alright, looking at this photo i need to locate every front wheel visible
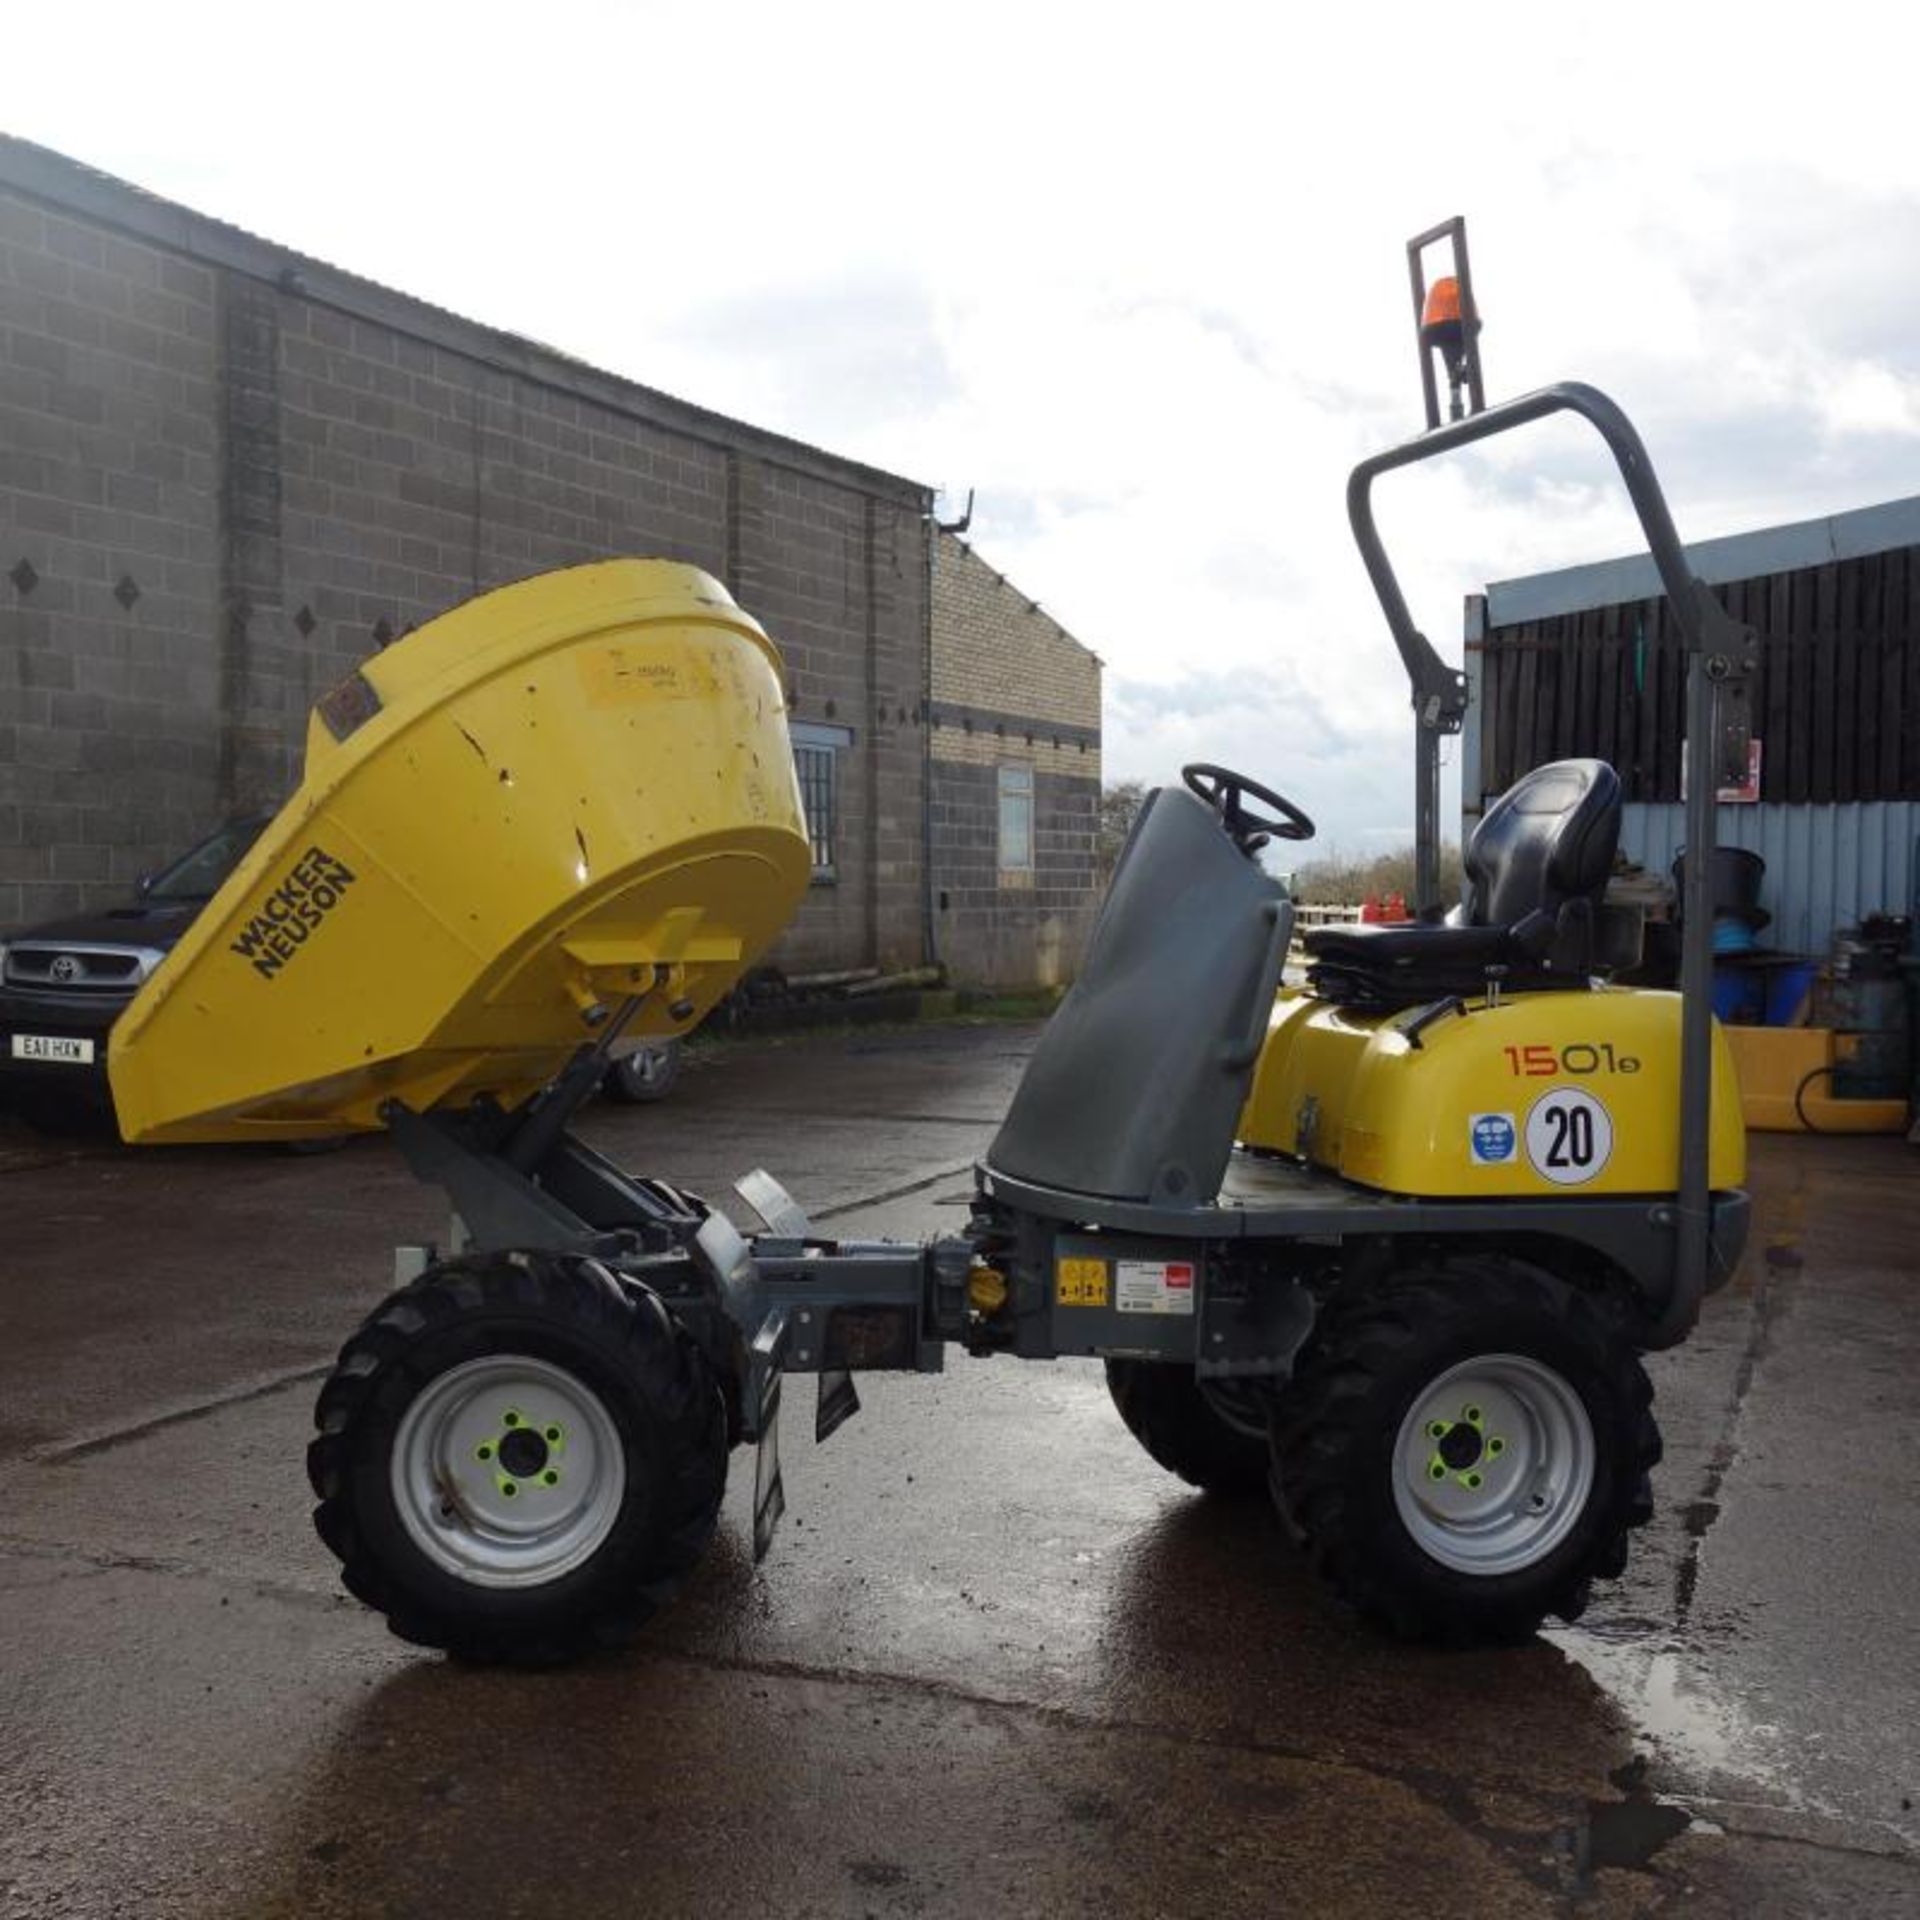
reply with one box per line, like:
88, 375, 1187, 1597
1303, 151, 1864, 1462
309, 1252, 726, 1665
1272, 1258, 1658, 1644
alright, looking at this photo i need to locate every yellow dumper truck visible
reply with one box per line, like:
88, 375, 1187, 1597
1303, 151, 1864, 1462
112, 225, 1752, 1663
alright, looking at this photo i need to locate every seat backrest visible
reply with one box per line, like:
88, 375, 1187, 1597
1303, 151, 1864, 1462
986, 786, 1292, 1207
1463, 759, 1621, 929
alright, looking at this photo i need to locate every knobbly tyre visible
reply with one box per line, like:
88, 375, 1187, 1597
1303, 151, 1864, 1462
111, 220, 1751, 1663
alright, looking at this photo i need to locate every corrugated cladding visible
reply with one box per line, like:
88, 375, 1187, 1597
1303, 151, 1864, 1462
1618, 802, 1920, 955
1477, 546, 1920, 806
1473, 499, 1920, 952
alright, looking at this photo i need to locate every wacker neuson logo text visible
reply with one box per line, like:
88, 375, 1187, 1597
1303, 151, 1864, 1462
229, 847, 358, 980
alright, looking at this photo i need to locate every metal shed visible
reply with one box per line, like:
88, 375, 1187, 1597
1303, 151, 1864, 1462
1464, 496, 1920, 952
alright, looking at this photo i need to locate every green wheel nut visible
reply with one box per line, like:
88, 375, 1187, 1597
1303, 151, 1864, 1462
476, 1443, 494, 1462
542, 1470, 559, 1487
1428, 1421, 1447, 1439
501, 1480, 518, 1498
503, 1410, 521, 1427
1465, 1472, 1483, 1489
1465, 1405, 1482, 1425
1489, 1438, 1505, 1456
544, 1425, 562, 1443
1429, 1460, 1446, 1481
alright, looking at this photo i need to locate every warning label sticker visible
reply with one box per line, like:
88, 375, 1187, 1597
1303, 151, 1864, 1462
1055, 1257, 1110, 1308
1116, 1259, 1197, 1316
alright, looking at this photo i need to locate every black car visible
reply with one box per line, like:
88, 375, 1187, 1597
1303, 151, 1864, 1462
0, 816, 272, 1115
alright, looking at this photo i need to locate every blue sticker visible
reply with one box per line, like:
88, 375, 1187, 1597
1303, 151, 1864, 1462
1470, 1113, 1516, 1164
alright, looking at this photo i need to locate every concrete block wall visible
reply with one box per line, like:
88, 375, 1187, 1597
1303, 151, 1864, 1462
0, 138, 932, 973
929, 756, 1099, 987
0, 184, 224, 914
738, 470, 930, 974
932, 533, 1100, 724
929, 533, 1102, 987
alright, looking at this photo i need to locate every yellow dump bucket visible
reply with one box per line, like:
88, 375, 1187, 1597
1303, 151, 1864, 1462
111, 561, 811, 1144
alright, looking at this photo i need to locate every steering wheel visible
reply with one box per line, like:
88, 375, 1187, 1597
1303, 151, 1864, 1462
1182, 763, 1316, 847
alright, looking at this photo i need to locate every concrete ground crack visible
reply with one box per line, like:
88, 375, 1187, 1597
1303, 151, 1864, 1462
25, 1361, 333, 1465
635, 1641, 1650, 1893
0, 1533, 352, 1612
811, 1160, 977, 1222
637, 1642, 1918, 1903
1674, 1243, 1795, 1626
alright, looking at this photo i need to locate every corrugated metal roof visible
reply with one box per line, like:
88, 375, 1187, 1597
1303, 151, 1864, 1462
1487, 496, 1920, 628
1619, 802, 1920, 953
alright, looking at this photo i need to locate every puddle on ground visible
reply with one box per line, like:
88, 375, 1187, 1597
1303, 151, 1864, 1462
1549, 1619, 1805, 1812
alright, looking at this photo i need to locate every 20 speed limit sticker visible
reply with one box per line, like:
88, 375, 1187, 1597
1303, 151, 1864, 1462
1524, 1087, 1614, 1185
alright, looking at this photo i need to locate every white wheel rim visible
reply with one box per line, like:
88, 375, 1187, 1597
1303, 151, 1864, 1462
1391, 1353, 1595, 1575
391, 1354, 627, 1589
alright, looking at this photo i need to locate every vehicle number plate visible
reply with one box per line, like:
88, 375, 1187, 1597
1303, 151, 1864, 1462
10, 1034, 95, 1064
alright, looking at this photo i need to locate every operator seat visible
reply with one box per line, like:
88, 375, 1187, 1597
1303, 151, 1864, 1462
1304, 758, 1622, 1009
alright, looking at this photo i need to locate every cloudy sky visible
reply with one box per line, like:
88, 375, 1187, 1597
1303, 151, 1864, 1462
16, 1, 1920, 852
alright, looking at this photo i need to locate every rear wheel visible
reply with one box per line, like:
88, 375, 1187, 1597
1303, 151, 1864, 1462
1105, 1359, 1272, 1494
1272, 1257, 1658, 1644
309, 1251, 726, 1664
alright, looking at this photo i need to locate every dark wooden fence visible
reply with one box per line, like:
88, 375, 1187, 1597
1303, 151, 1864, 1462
1476, 545, 1920, 804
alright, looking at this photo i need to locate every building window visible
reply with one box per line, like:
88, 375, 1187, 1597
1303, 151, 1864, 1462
998, 763, 1034, 872
791, 721, 852, 882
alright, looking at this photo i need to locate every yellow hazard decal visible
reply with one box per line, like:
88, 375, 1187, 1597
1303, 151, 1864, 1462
1055, 1257, 1110, 1308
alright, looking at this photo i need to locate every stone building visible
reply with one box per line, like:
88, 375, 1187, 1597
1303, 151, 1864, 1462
929, 533, 1102, 986
0, 137, 968, 979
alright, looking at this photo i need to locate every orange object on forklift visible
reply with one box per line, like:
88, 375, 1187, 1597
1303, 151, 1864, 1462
1422, 276, 1465, 329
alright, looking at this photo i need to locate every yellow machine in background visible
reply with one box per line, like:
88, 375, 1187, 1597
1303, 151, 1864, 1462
1240, 987, 1747, 1197
110, 561, 810, 1144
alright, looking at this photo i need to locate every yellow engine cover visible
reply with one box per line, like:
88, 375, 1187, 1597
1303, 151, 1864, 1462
111, 560, 811, 1144
1238, 988, 1746, 1198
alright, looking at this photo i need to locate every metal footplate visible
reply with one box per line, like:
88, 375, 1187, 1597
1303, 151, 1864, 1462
735, 1167, 813, 1239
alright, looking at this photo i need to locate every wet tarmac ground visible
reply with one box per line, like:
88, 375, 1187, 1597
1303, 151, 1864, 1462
1, 1021, 1916, 1918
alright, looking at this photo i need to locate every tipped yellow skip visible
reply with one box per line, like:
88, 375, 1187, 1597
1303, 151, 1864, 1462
111, 560, 810, 1144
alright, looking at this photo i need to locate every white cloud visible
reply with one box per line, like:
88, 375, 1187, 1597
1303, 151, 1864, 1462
1811, 361, 1920, 441
13, 0, 1920, 848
